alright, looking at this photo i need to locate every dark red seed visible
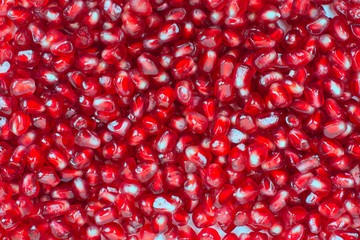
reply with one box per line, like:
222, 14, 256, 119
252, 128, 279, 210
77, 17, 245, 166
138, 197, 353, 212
2, 0, 360, 238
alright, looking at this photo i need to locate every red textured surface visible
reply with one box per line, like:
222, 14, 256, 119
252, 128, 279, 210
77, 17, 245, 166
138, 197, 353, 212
0, 0, 360, 239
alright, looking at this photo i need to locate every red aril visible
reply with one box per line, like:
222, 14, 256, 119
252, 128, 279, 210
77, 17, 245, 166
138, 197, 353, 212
2, 0, 360, 238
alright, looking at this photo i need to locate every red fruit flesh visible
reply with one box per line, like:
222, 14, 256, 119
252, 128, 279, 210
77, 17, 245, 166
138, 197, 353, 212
1, 0, 360, 239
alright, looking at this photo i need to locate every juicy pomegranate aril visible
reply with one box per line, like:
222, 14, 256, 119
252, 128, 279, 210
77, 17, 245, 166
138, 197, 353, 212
1, 0, 360, 239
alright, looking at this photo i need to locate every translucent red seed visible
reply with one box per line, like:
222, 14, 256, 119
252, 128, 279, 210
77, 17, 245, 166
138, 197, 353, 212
1, 0, 360, 239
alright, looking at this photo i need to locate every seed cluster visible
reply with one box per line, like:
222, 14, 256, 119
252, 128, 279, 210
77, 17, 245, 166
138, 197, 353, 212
0, 0, 360, 239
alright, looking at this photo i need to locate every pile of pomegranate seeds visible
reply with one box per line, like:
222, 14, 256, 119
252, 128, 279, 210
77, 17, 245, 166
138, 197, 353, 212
1, 0, 360, 239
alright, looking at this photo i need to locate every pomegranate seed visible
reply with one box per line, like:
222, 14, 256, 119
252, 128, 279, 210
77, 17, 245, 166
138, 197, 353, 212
284, 224, 306, 240
204, 163, 226, 188
232, 64, 255, 89
155, 86, 176, 108
100, 223, 126, 240
41, 199, 70, 217
284, 50, 312, 68
10, 78, 36, 97
171, 56, 197, 80
9, 111, 31, 136
268, 83, 292, 108
288, 129, 310, 151
198, 227, 221, 240
20, 173, 39, 198
185, 145, 212, 168
129, 0, 152, 17
318, 137, 344, 157
251, 207, 275, 229
253, 48, 277, 70
323, 120, 347, 139
318, 199, 342, 218
234, 178, 259, 204
2, 0, 360, 237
